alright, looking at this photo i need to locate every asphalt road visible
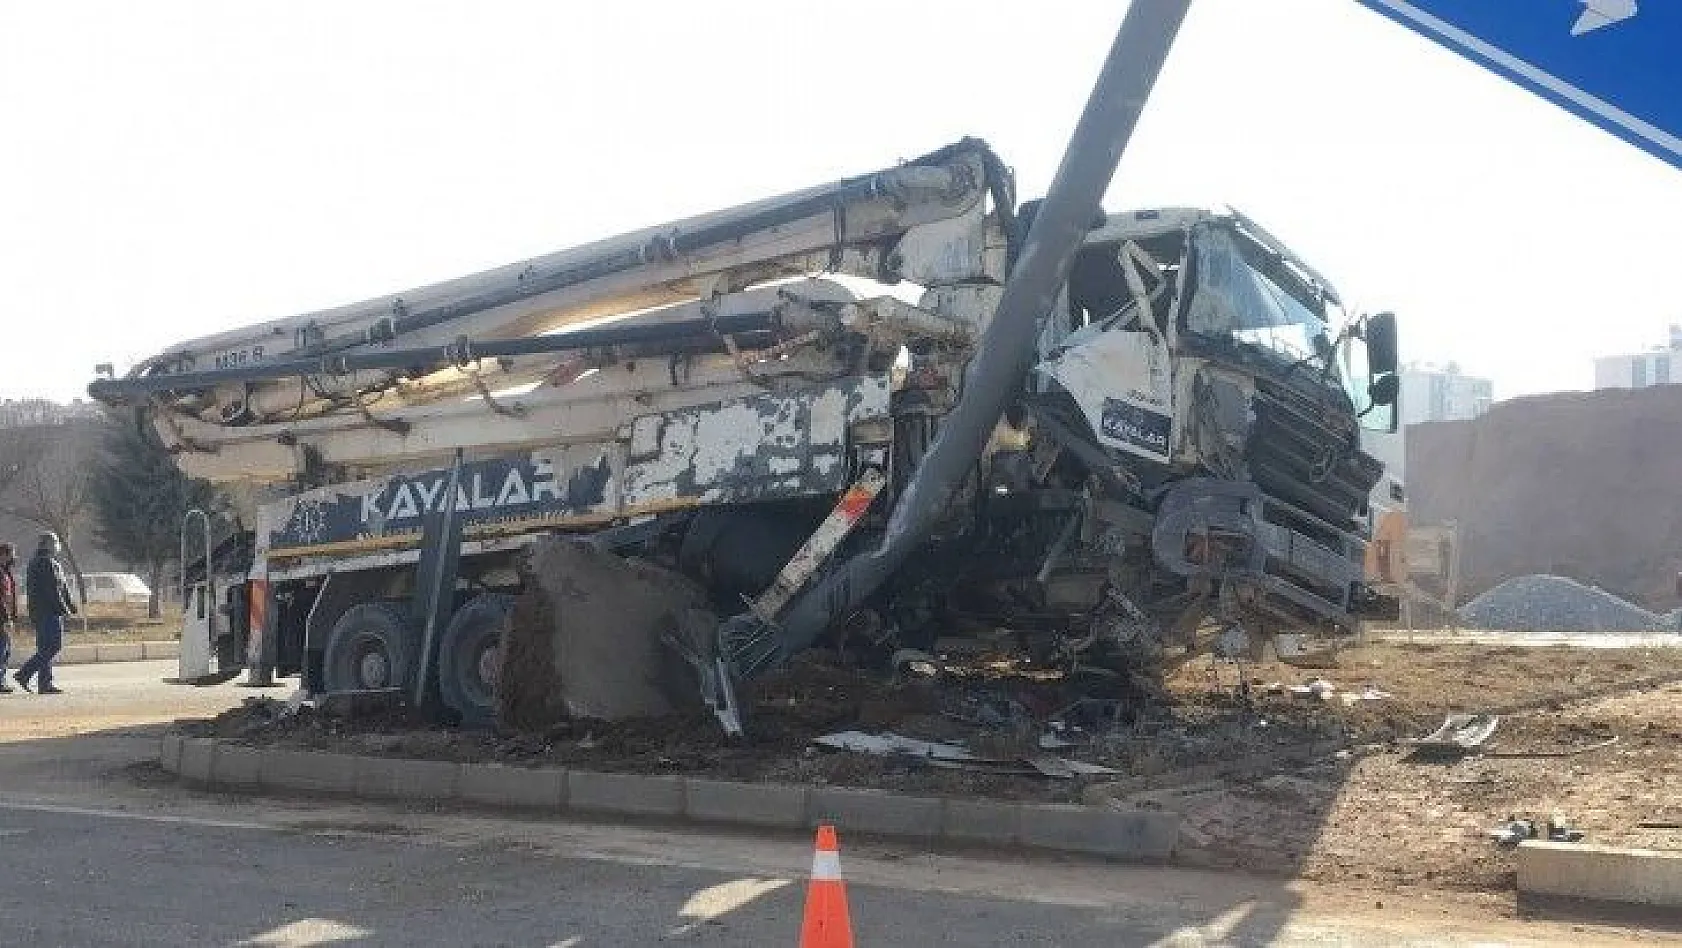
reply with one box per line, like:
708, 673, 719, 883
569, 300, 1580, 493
0, 660, 1671, 946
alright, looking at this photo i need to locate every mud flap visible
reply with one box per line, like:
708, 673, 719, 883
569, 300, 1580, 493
497, 536, 715, 733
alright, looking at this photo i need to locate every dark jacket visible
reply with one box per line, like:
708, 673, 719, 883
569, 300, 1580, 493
26, 551, 75, 622
0, 564, 16, 624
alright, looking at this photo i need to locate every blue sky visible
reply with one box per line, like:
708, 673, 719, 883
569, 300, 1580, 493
4, 0, 1680, 404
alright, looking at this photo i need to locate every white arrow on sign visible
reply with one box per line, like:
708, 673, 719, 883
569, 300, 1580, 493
1572, 0, 1637, 36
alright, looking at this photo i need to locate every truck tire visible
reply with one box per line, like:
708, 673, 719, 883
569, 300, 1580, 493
438, 593, 516, 727
321, 602, 415, 693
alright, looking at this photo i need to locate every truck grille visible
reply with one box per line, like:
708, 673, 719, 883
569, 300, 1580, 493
1246, 378, 1382, 528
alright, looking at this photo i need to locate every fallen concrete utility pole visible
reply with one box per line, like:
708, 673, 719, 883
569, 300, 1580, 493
712, 0, 1198, 704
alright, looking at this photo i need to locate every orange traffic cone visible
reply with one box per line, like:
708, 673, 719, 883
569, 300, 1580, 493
799, 823, 854, 948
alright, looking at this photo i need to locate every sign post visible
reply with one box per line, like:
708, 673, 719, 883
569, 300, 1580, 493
1355, 1, 1680, 171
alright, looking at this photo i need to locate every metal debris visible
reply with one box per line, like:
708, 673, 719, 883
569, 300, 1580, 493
812, 730, 977, 762
1489, 813, 1584, 847
812, 730, 1119, 780
1545, 819, 1586, 843
1276, 679, 1388, 704
1488, 819, 1536, 846
1290, 679, 1337, 701
1404, 713, 1500, 757
1040, 697, 1127, 749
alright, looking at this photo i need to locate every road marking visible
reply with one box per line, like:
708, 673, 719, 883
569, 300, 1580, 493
236, 919, 374, 947
0, 799, 277, 832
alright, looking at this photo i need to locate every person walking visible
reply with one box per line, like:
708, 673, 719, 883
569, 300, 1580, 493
0, 543, 17, 694
15, 532, 77, 695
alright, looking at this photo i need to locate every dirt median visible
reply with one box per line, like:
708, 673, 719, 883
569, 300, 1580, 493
184, 641, 1682, 819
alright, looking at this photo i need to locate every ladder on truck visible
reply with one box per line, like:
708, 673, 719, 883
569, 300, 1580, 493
172, 507, 245, 686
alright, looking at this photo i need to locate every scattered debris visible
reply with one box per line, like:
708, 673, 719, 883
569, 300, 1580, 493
812, 730, 1118, 780
210, 696, 298, 736
1486, 812, 1579, 847
1459, 574, 1666, 633
1040, 698, 1126, 749
1404, 713, 1500, 758
183, 639, 1682, 897
1488, 818, 1536, 846
1545, 817, 1586, 843
1290, 679, 1337, 701
1275, 679, 1387, 705
812, 730, 977, 762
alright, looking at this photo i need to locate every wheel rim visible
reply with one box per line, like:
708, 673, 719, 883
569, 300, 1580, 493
355, 640, 392, 688
475, 644, 501, 697
457, 636, 501, 708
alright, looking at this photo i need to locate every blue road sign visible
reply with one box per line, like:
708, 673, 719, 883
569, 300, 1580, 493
1354, 1, 1680, 170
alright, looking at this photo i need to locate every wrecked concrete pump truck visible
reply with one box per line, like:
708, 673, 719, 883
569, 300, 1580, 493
86, 7, 1400, 737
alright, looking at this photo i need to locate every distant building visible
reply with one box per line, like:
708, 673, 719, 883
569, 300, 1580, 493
0, 397, 102, 428
1399, 362, 1493, 425
1593, 325, 1682, 390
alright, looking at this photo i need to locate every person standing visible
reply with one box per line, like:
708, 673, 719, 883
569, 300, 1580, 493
0, 543, 17, 694
16, 532, 76, 694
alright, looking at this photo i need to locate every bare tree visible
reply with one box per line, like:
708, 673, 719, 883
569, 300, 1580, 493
90, 417, 216, 619
0, 423, 96, 604
0, 426, 50, 497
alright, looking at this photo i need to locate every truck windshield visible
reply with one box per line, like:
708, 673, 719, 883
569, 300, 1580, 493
1185, 226, 1339, 377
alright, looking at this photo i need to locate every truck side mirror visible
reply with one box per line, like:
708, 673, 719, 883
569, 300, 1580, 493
1368, 372, 1400, 407
1366, 311, 1398, 377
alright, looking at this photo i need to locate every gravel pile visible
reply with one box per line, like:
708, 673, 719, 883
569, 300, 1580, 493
1458, 574, 1666, 632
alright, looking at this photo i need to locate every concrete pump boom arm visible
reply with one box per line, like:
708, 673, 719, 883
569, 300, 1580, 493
90, 140, 1010, 429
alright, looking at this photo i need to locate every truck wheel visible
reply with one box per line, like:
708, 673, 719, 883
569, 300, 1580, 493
438, 593, 516, 727
321, 602, 415, 693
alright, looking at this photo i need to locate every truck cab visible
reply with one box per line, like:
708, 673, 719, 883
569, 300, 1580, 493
998, 208, 1401, 655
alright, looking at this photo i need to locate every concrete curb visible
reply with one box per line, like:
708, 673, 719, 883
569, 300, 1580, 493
54, 641, 180, 665
155, 736, 1178, 862
1518, 841, 1682, 909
